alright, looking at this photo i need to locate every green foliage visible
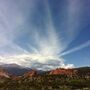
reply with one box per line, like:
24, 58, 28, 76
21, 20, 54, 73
0, 75, 90, 90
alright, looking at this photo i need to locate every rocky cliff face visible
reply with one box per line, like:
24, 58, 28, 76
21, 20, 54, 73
23, 70, 38, 77
49, 68, 77, 77
0, 68, 10, 78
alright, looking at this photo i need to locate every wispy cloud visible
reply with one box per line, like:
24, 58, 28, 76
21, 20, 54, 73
0, 0, 87, 70
60, 40, 90, 56
59, 0, 83, 49
0, 0, 36, 54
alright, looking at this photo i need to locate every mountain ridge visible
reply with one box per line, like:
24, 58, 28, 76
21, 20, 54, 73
0, 63, 89, 78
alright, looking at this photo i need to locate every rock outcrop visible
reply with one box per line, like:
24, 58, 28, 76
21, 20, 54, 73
49, 68, 77, 77
23, 70, 38, 77
0, 68, 10, 78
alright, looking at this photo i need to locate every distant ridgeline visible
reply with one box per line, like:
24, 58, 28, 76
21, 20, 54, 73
0, 64, 90, 78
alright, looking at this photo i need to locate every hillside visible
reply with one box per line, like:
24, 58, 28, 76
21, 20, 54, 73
0, 66, 89, 90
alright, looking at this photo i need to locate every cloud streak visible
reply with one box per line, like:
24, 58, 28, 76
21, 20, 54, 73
60, 40, 90, 56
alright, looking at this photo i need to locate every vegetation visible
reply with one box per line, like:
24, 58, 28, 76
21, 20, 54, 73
0, 67, 89, 90
0, 74, 90, 90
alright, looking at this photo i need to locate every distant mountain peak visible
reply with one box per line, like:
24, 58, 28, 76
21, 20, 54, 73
0, 63, 32, 76
0, 63, 22, 68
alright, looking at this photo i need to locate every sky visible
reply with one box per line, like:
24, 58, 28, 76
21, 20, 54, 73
0, 0, 90, 70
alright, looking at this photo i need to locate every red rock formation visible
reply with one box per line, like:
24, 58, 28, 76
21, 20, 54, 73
24, 70, 38, 77
49, 68, 77, 76
0, 68, 10, 78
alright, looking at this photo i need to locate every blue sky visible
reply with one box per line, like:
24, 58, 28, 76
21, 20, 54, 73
0, 0, 89, 70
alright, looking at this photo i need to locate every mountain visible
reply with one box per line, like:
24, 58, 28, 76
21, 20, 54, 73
0, 63, 45, 76
0, 64, 32, 76
0, 63, 20, 67
0, 64, 90, 78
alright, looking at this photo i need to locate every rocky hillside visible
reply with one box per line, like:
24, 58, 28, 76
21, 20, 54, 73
23, 70, 38, 77
0, 68, 10, 78
0, 64, 90, 78
49, 68, 78, 77
0, 66, 89, 90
